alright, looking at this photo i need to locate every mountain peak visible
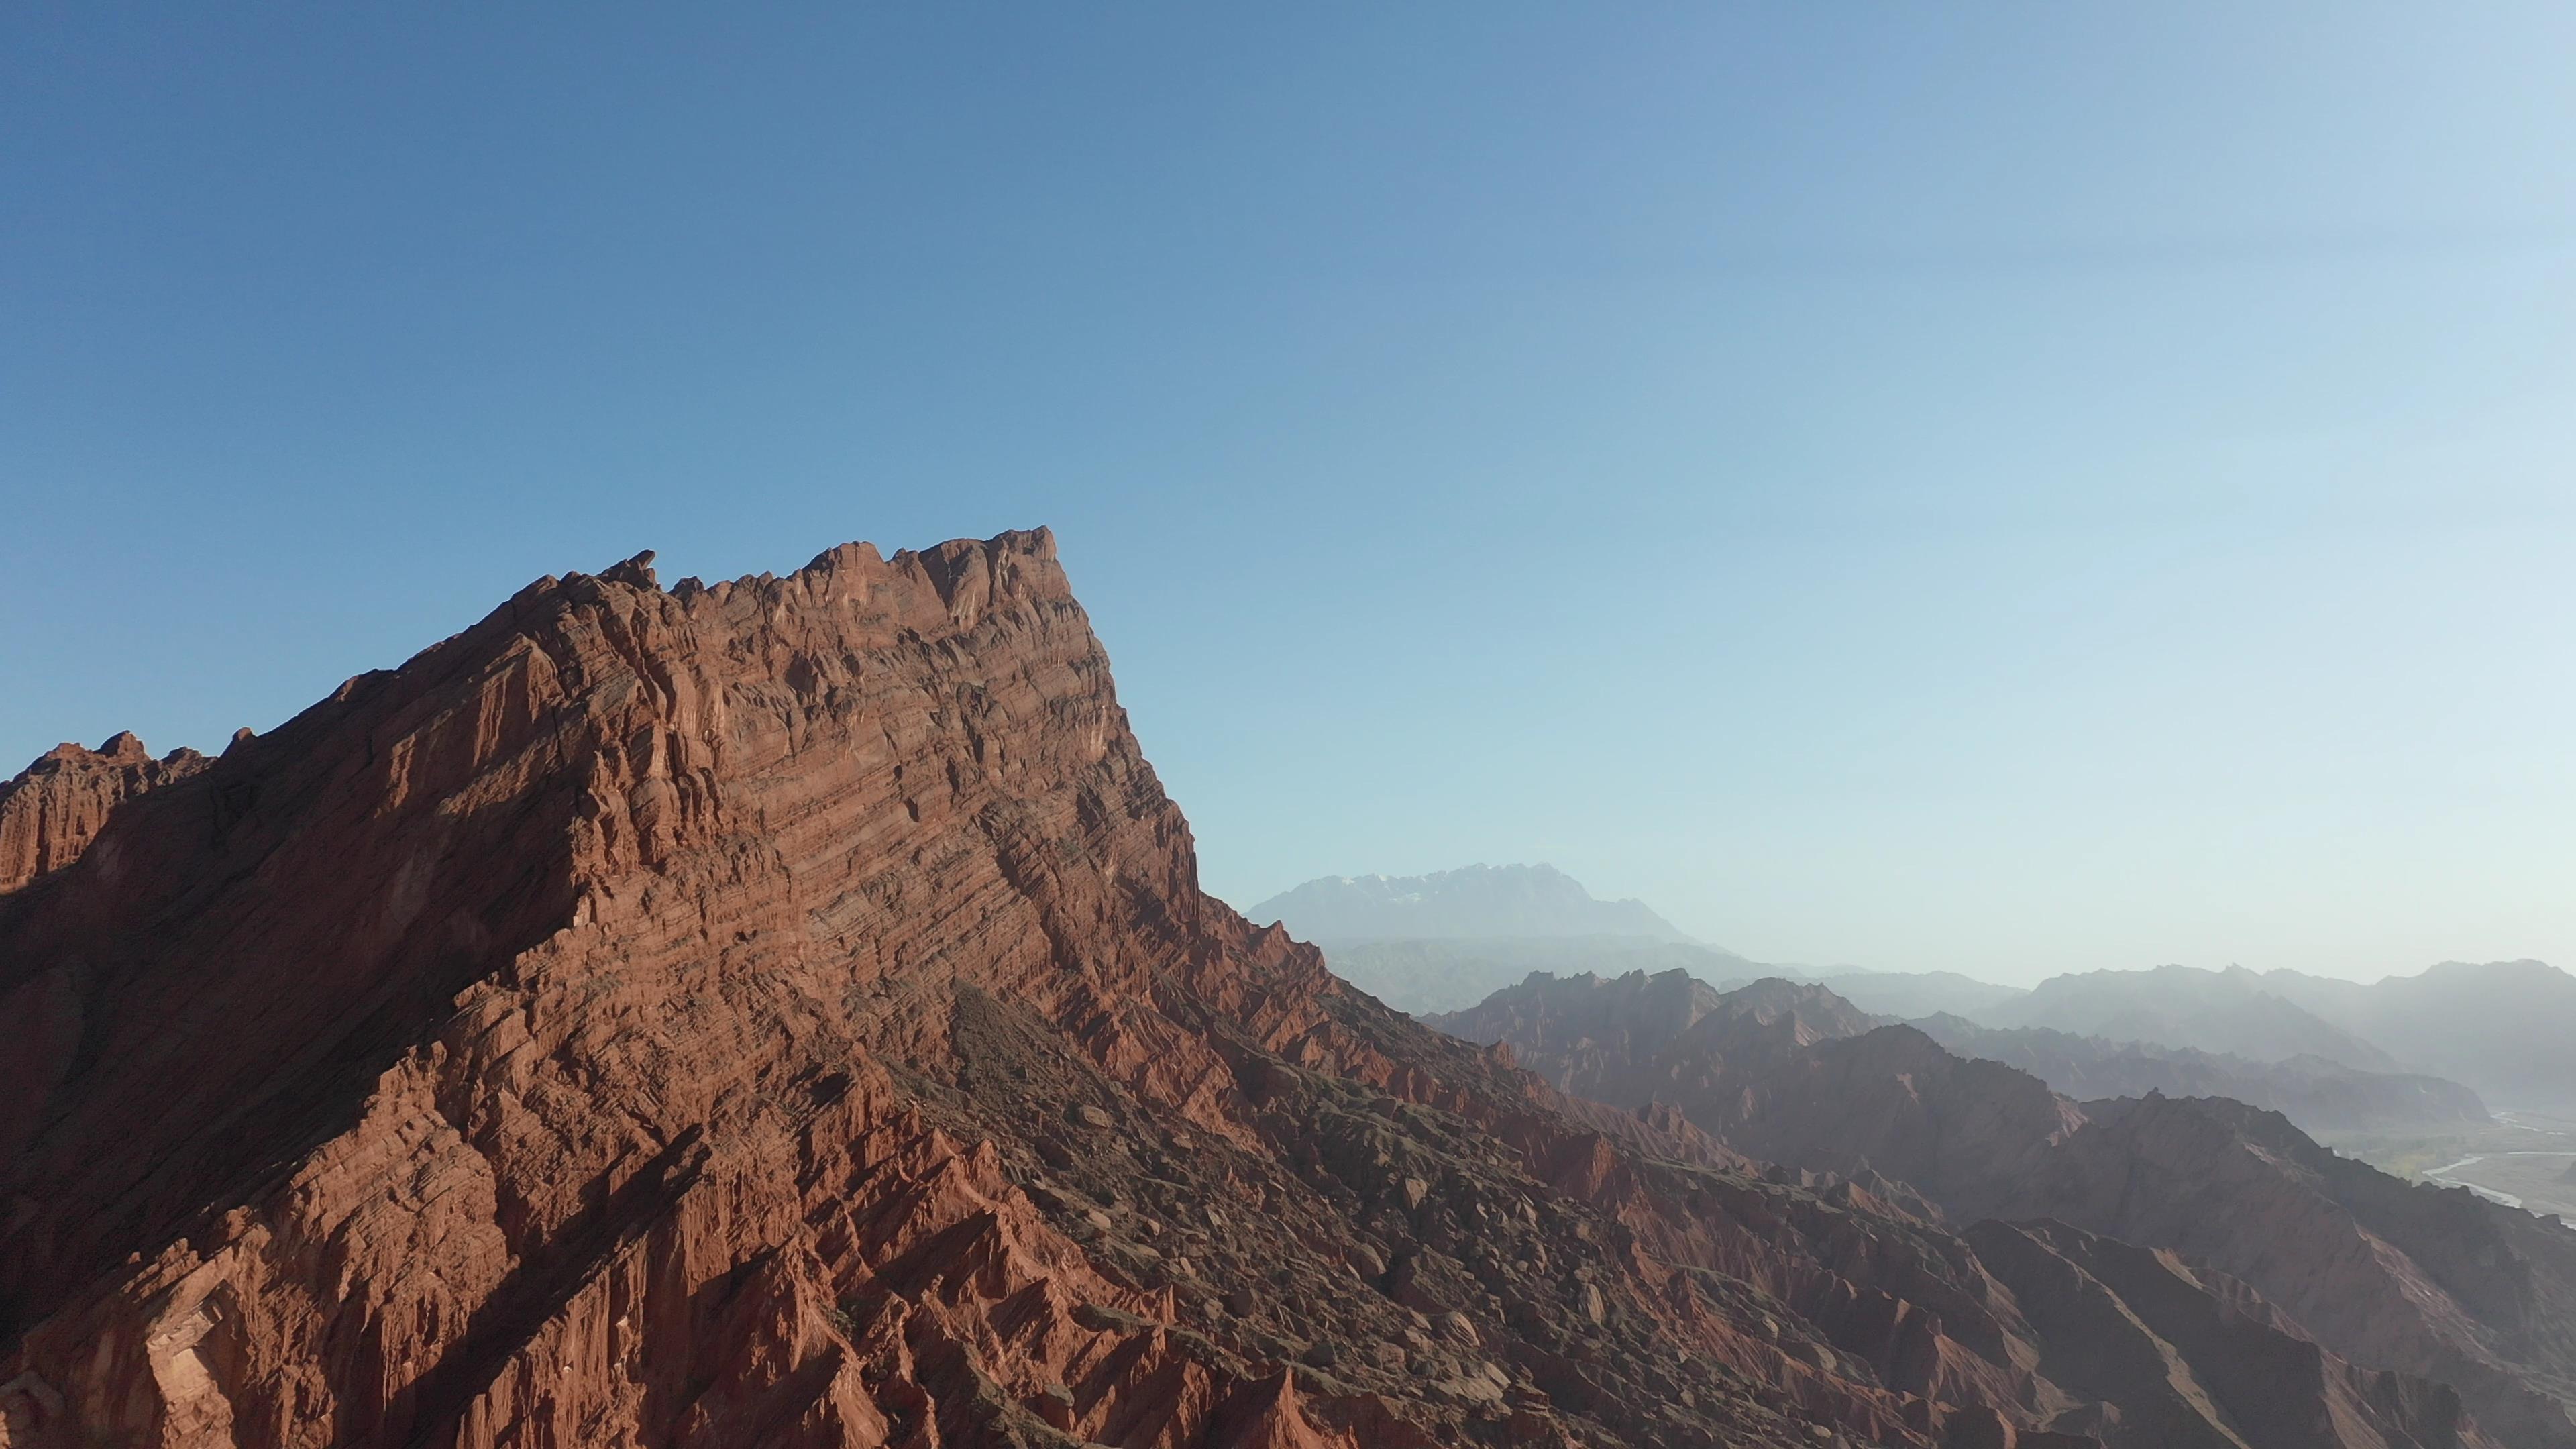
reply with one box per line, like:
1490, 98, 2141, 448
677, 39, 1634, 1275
1246, 862, 1688, 943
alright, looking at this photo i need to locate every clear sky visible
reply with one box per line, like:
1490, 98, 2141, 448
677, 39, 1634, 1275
7, 6, 2574, 986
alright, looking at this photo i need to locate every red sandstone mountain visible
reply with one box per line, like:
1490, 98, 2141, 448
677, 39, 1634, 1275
0, 535, 1919, 1448
1440, 969, 2576, 1448
0, 730, 207, 894
0, 531, 2513, 1449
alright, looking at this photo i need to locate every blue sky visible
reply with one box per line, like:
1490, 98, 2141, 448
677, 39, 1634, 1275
6, 5, 2573, 984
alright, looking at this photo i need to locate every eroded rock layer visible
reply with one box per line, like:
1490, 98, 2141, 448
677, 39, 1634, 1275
0, 532, 2506, 1449
0, 731, 207, 894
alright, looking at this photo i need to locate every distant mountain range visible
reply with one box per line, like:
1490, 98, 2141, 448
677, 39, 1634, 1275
1311, 937, 1756, 1016
1729, 966, 2029, 1021
2255, 959, 2576, 1110
1989, 961, 2576, 1110
1245, 862, 1689, 943
1429, 969, 2576, 1448
1973, 963, 2405, 1074
1909, 1014, 2489, 1134
1269, 863, 2576, 1110
1252, 864, 2032, 1018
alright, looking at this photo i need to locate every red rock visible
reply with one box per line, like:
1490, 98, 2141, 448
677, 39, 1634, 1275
0, 531, 2172, 1448
0, 730, 207, 894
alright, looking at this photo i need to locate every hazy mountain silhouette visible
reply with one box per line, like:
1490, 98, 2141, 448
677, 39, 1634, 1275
1433, 969, 2576, 1448
2255, 959, 2576, 1109
1247, 862, 1689, 943
1315, 936, 1758, 1015
1972, 964, 2403, 1072
1911, 1014, 2489, 1136
1744, 967, 2029, 1020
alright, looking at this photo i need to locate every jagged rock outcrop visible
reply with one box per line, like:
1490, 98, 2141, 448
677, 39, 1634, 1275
0, 731, 208, 893
1436, 969, 2576, 1448
5, 531, 2208, 1449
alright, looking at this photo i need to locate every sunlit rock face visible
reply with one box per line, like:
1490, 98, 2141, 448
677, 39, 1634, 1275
0, 531, 2537, 1449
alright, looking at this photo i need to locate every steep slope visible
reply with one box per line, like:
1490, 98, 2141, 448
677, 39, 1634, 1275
1912, 1016, 2491, 1136
1434, 978, 2079, 1224
1246, 865, 1687, 944
1998, 1095, 2576, 1449
0, 731, 209, 893
1977, 966, 2404, 1073
1434, 970, 2576, 1447
2260, 963, 2576, 1111
5, 530, 2237, 1449
1966, 1218, 2494, 1449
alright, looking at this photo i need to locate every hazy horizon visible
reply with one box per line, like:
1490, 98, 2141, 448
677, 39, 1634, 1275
9, 7, 2575, 988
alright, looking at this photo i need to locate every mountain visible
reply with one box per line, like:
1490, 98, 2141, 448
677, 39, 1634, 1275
2257, 961, 2576, 1110
1432, 977, 2082, 1233
1974, 965, 2403, 1073
1320, 937, 1758, 1016
1758, 969, 2029, 1022
1424, 969, 1883, 1113
1436, 969, 2576, 1448
0, 731, 207, 892
1246, 863, 1688, 943
11, 528, 2363, 1449
1911, 1015, 2491, 1136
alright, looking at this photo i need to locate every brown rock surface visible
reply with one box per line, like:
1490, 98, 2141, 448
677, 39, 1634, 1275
0, 730, 208, 893
4, 531, 2116, 1449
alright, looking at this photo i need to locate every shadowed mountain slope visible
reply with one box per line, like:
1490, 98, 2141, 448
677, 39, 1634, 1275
0, 731, 208, 894
1435, 969, 2576, 1449
19, 529, 2422, 1449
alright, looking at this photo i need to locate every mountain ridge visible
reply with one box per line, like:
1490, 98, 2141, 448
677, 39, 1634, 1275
0, 529, 2274, 1449
1246, 863, 1690, 944
1434, 967, 2576, 1448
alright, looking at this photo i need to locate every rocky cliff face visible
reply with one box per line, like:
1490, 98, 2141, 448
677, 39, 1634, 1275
0, 731, 208, 894
1437, 969, 2576, 1449
3, 531, 2245, 1449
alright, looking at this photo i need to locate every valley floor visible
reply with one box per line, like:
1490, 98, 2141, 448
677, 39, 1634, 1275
2324, 1106, 2576, 1217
